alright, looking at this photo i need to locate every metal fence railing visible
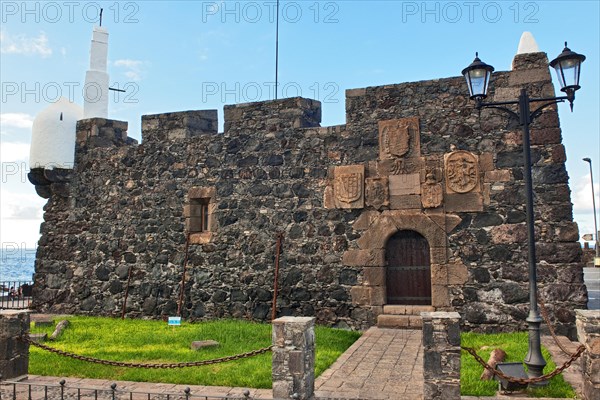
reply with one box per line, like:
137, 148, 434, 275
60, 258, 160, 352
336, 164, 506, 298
0, 280, 33, 309
0, 378, 255, 400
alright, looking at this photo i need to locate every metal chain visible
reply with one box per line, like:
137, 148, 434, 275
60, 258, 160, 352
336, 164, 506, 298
461, 343, 585, 385
537, 291, 579, 356
21, 336, 272, 369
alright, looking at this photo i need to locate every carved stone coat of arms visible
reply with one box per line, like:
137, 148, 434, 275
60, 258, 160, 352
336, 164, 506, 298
445, 151, 479, 193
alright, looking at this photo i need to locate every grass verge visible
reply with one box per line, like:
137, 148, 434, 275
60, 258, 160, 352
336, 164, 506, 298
461, 332, 576, 398
29, 316, 360, 388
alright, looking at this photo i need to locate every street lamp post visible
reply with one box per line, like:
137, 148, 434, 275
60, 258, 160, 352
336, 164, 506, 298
462, 43, 586, 383
583, 158, 599, 265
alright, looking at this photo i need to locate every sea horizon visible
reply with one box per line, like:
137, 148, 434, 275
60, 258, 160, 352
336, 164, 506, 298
0, 248, 36, 282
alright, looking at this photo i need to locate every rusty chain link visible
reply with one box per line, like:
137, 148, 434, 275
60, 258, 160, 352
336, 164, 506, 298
537, 291, 579, 356
20, 335, 272, 369
461, 289, 587, 385
461, 344, 585, 385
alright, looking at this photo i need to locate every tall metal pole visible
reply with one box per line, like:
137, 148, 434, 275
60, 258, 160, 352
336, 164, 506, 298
583, 158, 599, 263
519, 88, 547, 382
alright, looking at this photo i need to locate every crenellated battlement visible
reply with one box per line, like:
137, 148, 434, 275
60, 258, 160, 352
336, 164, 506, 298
76, 118, 133, 150
224, 97, 321, 133
142, 110, 218, 142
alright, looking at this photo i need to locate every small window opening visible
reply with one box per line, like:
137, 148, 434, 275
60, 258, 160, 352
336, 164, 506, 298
189, 198, 210, 233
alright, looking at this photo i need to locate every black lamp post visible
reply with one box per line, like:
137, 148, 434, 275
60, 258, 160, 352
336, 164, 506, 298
583, 158, 599, 264
462, 43, 586, 383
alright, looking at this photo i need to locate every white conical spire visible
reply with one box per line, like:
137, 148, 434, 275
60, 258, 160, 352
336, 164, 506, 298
83, 25, 109, 118
516, 32, 540, 55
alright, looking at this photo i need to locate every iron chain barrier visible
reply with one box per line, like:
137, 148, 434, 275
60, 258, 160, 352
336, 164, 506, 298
461, 290, 587, 385
461, 344, 585, 385
19, 336, 272, 369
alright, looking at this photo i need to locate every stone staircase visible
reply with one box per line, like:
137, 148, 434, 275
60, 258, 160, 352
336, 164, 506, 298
376, 305, 434, 329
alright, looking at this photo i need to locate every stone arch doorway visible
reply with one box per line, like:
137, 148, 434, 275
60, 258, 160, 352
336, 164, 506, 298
385, 230, 431, 305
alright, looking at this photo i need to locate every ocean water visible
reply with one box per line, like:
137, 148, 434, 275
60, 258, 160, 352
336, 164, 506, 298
0, 248, 36, 282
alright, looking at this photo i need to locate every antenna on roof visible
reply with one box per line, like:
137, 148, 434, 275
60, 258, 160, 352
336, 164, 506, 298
99, 8, 103, 26
274, 0, 279, 100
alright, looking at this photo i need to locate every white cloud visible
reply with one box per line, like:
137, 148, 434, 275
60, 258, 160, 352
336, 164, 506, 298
0, 113, 34, 130
114, 59, 145, 81
0, 188, 46, 248
0, 190, 45, 220
0, 142, 30, 163
0, 30, 52, 57
572, 173, 599, 213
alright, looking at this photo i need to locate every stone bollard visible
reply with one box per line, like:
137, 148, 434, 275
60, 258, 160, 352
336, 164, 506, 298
576, 309, 600, 400
0, 310, 30, 380
272, 317, 315, 400
421, 311, 461, 400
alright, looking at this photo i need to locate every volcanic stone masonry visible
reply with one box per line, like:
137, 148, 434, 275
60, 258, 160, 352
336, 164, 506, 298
31, 51, 587, 337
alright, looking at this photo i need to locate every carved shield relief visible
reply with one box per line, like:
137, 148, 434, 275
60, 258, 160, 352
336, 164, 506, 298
444, 151, 479, 193
334, 165, 365, 209
336, 173, 362, 203
378, 117, 420, 161
366, 177, 389, 210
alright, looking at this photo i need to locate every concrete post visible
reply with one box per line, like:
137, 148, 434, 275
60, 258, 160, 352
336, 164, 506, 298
421, 311, 461, 400
0, 310, 30, 380
272, 316, 315, 400
576, 310, 600, 400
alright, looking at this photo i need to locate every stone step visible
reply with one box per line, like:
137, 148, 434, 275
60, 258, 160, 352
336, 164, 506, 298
377, 314, 422, 329
382, 305, 434, 315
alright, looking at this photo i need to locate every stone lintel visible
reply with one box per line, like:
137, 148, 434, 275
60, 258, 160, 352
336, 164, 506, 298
189, 186, 216, 200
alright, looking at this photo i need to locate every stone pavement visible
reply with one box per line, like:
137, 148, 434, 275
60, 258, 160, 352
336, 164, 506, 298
314, 327, 423, 400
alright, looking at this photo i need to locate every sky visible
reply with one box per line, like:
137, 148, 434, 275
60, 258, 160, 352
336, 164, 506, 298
1, 0, 599, 252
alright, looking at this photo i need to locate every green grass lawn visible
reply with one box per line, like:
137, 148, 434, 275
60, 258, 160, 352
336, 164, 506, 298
29, 316, 361, 388
461, 332, 576, 398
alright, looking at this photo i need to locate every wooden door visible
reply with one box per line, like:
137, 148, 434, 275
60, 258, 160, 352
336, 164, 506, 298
385, 230, 431, 305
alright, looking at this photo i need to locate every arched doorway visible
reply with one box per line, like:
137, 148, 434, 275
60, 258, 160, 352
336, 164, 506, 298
385, 230, 431, 305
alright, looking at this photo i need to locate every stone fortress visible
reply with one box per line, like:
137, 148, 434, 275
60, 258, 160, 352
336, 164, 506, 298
28, 31, 588, 338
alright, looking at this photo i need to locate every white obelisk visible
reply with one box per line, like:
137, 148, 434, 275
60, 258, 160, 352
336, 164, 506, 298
83, 26, 109, 118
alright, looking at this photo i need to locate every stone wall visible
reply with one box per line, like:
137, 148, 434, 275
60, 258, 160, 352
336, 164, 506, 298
0, 311, 30, 380
576, 309, 600, 400
31, 51, 586, 334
